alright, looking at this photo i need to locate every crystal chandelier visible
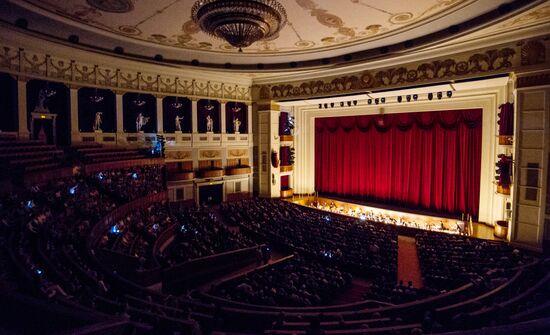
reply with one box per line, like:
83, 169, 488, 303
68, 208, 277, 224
191, 0, 287, 51
42, 82, 56, 98
171, 97, 183, 109
89, 88, 104, 103
133, 94, 146, 107
231, 104, 242, 113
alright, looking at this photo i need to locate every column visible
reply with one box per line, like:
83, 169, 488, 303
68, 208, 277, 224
191, 98, 198, 133
69, 85, 79, 143
17, 77, 29, 139
220, 101, 226, 134
257, 103, 280, 198
156, 95, 163, 133
247, 103, 252, 134
115, 91, 124, 134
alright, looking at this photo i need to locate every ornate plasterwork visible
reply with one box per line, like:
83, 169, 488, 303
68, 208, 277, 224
199, 149, 221, 160
0, 43, 251, 101
165, 150, 192, 161
254, 37, 550, 101
12, 0, 472, 55
227, 149, 249, 159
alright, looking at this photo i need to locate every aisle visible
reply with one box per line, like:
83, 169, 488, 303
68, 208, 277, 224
397, 235, 423, 288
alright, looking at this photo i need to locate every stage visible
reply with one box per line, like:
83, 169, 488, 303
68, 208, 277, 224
287, 195, 501, 241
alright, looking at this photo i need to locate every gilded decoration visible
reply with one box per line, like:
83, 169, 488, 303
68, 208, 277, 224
521, 41, 546, 66
165, 150, 192, 161
199, 150, 221, 160
16, 0, 470, 54
0, 43, 251, 101
257, 46, 522, 100
228, 149, 249, 158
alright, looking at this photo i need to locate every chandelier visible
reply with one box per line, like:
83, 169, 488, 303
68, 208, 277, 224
133, 94, 146, 107
191, 0, 287, 51
171, 97, 183, 109
89, 88, 104, 103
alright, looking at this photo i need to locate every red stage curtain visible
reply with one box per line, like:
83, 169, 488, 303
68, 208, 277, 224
315, 109, 482, 217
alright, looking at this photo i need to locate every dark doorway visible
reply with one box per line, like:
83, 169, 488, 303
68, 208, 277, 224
199, 183, 223, 205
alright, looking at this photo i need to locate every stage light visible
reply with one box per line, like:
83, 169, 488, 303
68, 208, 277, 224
437, 92, 443, 99
340, 101, 344, 107
428, 93, 433, 100
406, 95, 411, 102
397, 96, 402, 103
381, 97, 385, 103
368, 99, 372, 105
447, 90, 453, 98
375, 98, 379, 104
413, 94, 418, 101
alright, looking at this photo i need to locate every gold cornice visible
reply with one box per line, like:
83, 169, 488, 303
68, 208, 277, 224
254, 36, 550, 101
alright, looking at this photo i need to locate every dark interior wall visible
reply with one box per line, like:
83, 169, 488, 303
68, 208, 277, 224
26, 79, 70, 145
122, 93, 156, 133
197, 99, 220, 133
163, 96, 191, 133
225, 102, 247, 133
0, 73, 18, 132
78, 88, 116, 132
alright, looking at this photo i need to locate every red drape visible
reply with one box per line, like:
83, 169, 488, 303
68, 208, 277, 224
315, 109, 482, 217
498, 102, 514, 136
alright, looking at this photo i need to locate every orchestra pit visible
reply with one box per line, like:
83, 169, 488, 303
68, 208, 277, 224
1, 0, 550, 334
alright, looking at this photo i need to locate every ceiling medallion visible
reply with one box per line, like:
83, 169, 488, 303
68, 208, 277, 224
191, 0, 287, 51
86, 0, 134, 13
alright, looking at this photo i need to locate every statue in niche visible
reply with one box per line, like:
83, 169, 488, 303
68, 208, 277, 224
233, 117, 241, 133
93, 112, 102, 132
33, 89, 50, 114
206, 114, 213, 132
136, 113, 150, 132
175, 115, 183, 132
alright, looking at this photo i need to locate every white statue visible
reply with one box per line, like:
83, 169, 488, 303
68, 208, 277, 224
175, 115, 183, 132
33, 89, 50, 114
93, 112, 102, 132
136, 113, 150, 132
233, 117, 241, 133
206, 115, 213, 132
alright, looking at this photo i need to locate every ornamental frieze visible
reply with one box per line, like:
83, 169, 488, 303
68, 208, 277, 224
0, 43, 251, 102
258, 47, 519, 101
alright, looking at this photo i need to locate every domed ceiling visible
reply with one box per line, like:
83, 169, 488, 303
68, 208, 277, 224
1, 0, 546, 70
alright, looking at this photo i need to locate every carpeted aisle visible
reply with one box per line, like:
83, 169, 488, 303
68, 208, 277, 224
397, 235, 423, 288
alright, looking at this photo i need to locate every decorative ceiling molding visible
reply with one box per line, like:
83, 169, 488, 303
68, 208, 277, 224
253, 36, 550, 101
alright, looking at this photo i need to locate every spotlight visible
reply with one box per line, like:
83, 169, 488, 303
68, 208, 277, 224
397, 96, 402, 103
340, 101, 344, 107
381, 97, 386, 103
447, 90, 453, 98
347, 101, 352, 107
368, 99, 372, 105
330, 102, 334, 108
413, 94, 418, 101
437, 92, 443, 99
353, 100, 357, 106
406, 95, 411, 102
375, 98, 379, 104
319, 104, 322, 109
428, 93, 433, 100
324, 103, 328, 108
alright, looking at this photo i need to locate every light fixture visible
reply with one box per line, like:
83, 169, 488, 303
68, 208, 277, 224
191, 0, 287, 51
231, 103, 242, 113
368, 99, 372, 105
397, 96, 402, 103
437, 92, 443, 99
133, 94, 146, 107
171, 96, 183, 109
428, 93, 433, 100
447, 90, 453, 98
381, 97, 385, 103
204, 100, 215, 111
413, 94, 418, 101
89, 87, 104, 103
42, 82, 56, 98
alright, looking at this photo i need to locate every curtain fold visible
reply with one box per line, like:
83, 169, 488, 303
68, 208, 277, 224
315, 109, 482, 217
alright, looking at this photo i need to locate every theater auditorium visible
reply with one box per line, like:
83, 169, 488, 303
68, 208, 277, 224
0, 0, 549, 334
